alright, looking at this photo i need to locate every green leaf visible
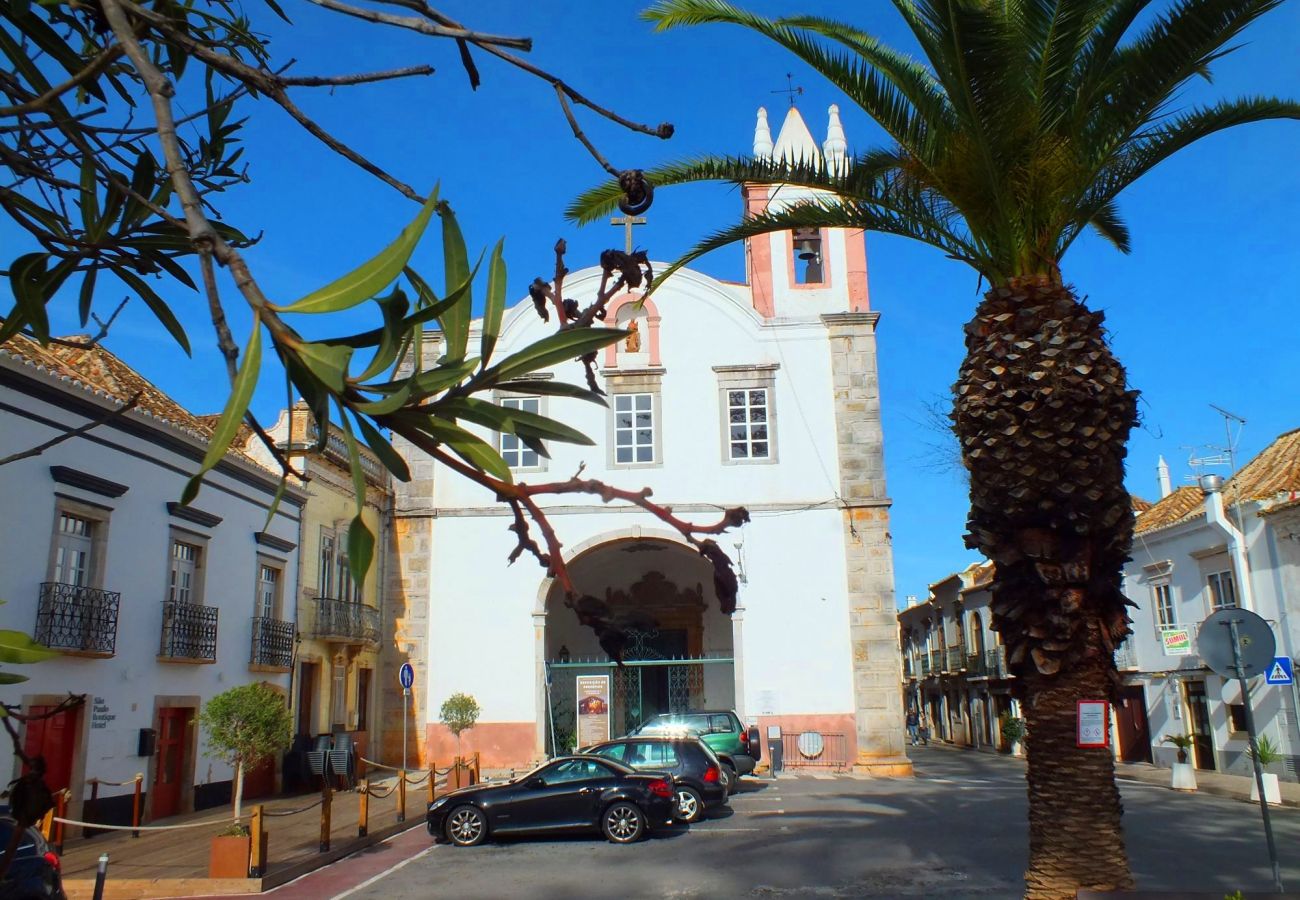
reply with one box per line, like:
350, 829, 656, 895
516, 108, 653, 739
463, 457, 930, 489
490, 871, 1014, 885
182, 314, 262, 505
480, 238, 507, 366
294, 342, 353, 393
0, 630, 59, 665
437, 397, 594, 446
356, 415, 411, 482
276, 189, 440, 314
480, 327, 627, 386
0, 672, 29, 684
9, 252, 50, 343
402, 414, 512, 482
122, 148, 158, 228
80, 156, 101, 237
351, 380, 414, 416
337, 407, 370, 508
347, 515, 375, 592
496, 379, 608, 406
406, 357, 479, 400
77, 266, 98, 327
438, 200, 472, 364
355, 288, 410, 383
111, 265, 192, 355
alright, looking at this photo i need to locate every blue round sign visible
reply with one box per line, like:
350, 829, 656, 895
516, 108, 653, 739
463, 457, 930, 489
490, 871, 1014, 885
399, 662, 414, 689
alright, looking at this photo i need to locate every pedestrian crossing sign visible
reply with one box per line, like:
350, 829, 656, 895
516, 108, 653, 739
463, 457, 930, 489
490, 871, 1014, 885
1266, 656, 1294, 686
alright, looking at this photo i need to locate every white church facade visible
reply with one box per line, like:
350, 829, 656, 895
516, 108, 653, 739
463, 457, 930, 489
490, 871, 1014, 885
389, 106, 910, 774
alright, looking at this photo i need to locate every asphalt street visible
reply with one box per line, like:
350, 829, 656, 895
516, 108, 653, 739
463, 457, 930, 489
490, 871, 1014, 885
329, 747, 1300, 899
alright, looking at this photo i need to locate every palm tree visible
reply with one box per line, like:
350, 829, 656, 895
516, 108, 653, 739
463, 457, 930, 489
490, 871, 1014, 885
569, 2, 1298, 896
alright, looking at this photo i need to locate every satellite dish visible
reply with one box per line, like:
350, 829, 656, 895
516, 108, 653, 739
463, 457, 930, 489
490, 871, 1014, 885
1197, 608, 1276, 680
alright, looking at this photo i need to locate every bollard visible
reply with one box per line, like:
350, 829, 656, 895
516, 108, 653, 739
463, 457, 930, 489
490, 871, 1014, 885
249, 805, 265, 878
91, 853, 109, 900
427, 767, 435, 805
319, 779, 332, 853
357, 781, 369, 837
132, 774, 143, 837
53, 790, 68, 854
39, 806, 54, 841
397, 771, 406, 824
473, 751, 481, 785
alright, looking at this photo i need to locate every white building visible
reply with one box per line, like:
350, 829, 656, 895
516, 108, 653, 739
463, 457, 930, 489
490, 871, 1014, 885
1119, 431, 1300, 776
0, 336, 305, 824
391, 105, 910, 773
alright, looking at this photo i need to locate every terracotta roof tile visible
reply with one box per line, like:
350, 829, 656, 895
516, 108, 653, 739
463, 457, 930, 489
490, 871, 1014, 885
1224, 427, 1300, 501
1130, 495, 1154, 513
1134, 485, 1204, 534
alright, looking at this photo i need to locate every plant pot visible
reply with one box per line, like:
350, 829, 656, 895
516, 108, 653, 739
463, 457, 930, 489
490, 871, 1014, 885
209, 834, 251, 879
1171, 761, 1198, 792
1249, 771, 1282, 805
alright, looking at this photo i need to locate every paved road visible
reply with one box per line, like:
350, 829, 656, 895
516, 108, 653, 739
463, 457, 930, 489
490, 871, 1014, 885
321, 748, 1300, 899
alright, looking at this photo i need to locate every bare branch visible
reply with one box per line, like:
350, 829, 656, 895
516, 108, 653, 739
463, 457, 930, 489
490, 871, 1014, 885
0, 392, 141, 467
303, 0, 533, 49
0, 46, 125, 117
276, 64, 435, 86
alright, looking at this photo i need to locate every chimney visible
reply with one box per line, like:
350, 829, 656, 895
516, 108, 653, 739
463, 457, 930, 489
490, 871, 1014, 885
1157, 455, 1172, 498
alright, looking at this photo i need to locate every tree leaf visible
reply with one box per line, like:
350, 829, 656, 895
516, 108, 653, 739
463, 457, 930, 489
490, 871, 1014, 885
77, 266, 98, 327
437, 201, 472, 363
404, 414, 512, 482
496, 379, 608, 406
406, 357, 479, 400
356, 415, 411, 482
480, 327, 627, 386
9, 252, 50, 343
294, 341, 353, 393
111, 265, 192, 355
182, 314, 262, 504
276, 188, 440, 314
480, 238, 507, 366
347, 515, 375, 591
0, 630, 59, 665
0, 672, 29, 684
437, 396, 594, 446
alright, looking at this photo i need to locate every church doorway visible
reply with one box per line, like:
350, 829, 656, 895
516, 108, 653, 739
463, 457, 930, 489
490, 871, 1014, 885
538, 535, 739, 755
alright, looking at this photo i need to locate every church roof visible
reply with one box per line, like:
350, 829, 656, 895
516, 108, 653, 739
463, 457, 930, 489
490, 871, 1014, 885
771, 106, 822, 164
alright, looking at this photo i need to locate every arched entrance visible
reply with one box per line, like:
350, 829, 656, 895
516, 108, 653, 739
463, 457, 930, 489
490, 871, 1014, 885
535, 533, 738, 755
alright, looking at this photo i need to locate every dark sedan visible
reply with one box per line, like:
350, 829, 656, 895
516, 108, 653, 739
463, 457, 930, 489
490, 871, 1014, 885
581, 736, 727, 823
427, 756, 675, 846
0, 812, 66, 900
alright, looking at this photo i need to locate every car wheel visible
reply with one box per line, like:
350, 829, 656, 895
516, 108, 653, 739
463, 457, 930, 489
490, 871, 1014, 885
675, 786, 704, 823
722, 762, 738, 794
602, 801, 647, 844
444, 805, 487, 847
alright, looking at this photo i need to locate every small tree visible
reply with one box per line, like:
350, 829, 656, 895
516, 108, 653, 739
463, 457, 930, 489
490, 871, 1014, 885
198, 683, 292, 823
440, 693, 481, 759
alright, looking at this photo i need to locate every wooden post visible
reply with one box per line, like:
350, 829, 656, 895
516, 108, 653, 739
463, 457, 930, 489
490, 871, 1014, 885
357, 781, 369, 837
53, 790, 67, 854
39, 806, 53, 840
397, 771, 406, 823
473, 751, 481, 784
249, 805, 265, 878
319, 778, 332, 853
427, 767, 435, 805
132, 774, 143, 837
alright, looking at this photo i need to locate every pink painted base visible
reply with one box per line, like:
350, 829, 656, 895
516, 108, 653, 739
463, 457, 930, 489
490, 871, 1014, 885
425, 722, 535, 769
756, 713, 858, 767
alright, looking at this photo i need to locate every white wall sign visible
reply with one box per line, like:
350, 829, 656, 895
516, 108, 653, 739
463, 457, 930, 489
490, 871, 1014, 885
575, 675, 610, 749
1077, 700, 1109, 748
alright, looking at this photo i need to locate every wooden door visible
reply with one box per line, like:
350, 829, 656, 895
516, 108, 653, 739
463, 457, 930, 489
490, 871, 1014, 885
22, 705, 79, 794
1183, 681, 1216, 770
1115, 685, 1153, 763
243, 756, 276, 800
153, 707, 191, 818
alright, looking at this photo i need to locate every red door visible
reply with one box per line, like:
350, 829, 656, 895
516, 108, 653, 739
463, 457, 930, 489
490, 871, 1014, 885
153, 707, 191, 819
243, 756, 276, 800
22, 705, 80, 794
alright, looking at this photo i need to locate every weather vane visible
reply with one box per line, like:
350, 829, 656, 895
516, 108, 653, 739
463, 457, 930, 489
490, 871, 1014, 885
772, 72, 803, 107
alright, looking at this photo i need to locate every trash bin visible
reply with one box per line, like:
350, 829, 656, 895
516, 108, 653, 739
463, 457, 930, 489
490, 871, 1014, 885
767, 725, 783, 776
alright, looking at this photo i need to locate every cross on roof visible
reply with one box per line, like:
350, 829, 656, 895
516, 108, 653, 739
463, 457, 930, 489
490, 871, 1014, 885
610, 214, 646, 253
772, 72, 804, 108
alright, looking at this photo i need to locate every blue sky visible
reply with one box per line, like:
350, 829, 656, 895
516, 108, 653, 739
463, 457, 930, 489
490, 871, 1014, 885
26, 1, 1300, 606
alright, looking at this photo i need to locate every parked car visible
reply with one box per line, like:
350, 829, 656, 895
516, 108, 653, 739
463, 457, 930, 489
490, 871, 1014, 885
0, 811, 66, 900
630, 710, 760, 785
427, 756, 675, 846
580, 735, 727, 823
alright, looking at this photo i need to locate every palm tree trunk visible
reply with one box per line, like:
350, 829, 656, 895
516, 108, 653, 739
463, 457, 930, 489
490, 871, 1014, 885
953, 278, 1138, 899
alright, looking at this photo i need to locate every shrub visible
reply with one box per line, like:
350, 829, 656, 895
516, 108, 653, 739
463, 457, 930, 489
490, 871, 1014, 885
440, 693, 481, 757
198, 683, 292, 820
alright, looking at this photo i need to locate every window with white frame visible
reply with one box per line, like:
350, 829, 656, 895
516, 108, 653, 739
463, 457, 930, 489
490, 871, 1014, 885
1152, 582, 1176, 629
1206, 570, 1237, 610
257, 563, 281, 619
614, 393, 655, 464
53, 513, 94, 586
500, 396, 541, 469
169, 539, 201, 604
319, 529, 336, 598
726, 389, 772, 460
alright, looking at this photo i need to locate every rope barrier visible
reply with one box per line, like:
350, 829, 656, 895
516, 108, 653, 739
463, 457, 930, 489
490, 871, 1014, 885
357, 756, 404, 772
364, 783, 398, 799
403, 771, 431, 785
53, 814, 247, 832
262, 798, 325, 818
86, 775, 143, 788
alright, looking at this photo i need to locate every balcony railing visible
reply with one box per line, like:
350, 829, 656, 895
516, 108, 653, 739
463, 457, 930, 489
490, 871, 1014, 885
966, 652, 985, 676
313, 598, 379, 646
1114, 644, 1138, 671
35, 582, 120, 655
920, 658, 931, 677
985, 647, 1009, 678
159, 600, 219, 662
250, 617, 294, 669
929, 649, 942, 672
946, 647, 965, 672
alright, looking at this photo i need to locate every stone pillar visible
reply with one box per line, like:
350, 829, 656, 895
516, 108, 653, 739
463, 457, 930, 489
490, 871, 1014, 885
377, 333, 441, 767
821, 312, 912, 775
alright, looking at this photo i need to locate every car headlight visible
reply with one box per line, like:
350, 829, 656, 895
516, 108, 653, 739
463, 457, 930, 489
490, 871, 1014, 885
428, 797, 450, 812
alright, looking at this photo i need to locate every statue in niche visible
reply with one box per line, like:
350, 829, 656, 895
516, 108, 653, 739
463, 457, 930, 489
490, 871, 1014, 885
624, 319, 642, 353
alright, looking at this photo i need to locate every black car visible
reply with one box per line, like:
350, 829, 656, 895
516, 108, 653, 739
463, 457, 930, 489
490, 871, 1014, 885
581, 736, 727, 823
427, 756, 675, 846
0, 813, 66, 900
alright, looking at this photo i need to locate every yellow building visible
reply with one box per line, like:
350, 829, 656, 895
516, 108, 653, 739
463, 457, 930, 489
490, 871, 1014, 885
241, 405, 392, 778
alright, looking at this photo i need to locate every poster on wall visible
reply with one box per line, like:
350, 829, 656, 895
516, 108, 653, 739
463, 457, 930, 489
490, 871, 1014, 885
1077, 700, 1110, 748
575, 675, 610, 749
1162, 628, 1193, 656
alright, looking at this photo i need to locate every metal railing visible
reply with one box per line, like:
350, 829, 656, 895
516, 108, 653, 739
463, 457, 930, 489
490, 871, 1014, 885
966, 652, 985, 676
946, 647, 965, 672
314, 597, 379, 646
159, 600, 219, 661
929, 649, 942, 672
920, 657, 931, 677
780, 732, 850, 769
251, 616, 294, 668
35, 582, 120, 655
985, 647, 1009, 678
1114, 644, 1138, 671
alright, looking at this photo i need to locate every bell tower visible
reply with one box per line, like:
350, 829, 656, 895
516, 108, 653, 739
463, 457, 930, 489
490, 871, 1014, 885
743, 104, 870, 319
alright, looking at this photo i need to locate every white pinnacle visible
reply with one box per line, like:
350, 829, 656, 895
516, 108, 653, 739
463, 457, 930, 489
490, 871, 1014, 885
753, 107, 774, 158
823, 103, 848, 174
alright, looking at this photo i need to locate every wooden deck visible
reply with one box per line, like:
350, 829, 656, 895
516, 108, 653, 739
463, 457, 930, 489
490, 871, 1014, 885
58, 773, 437, 900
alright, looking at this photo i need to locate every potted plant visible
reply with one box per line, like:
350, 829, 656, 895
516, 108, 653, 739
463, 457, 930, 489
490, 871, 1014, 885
198, 683, 292, 878
440, 692, 481, 787
999, 713, 1026, 756
1247, 734, 1284, 805
1162, 734, 1197, 791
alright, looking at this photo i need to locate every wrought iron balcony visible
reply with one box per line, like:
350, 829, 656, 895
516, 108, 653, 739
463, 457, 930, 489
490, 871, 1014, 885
920, 657, 931, 677
313, 597, 379, 647
946, 647, 965, 672
1114, 643, 1138, 671
35, 582, 120, 655
250, 617, 294, 669
966, 652, 985, 676
159, 600, 218, 662
985, 646, 1010, 678
929, 649, 942, 672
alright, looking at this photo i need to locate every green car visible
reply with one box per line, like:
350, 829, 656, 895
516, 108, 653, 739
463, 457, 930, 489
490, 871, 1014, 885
629, 710, 760, 785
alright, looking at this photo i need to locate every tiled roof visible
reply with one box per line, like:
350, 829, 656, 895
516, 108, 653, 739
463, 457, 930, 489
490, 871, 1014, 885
1134, 486, 1204, 534
1224, 427, 1300, 501
1130, 495, 1153, 513
195, 414, 256, 450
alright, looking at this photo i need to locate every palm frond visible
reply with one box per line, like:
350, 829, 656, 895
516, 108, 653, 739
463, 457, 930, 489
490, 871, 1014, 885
1085, 199, 1131, 253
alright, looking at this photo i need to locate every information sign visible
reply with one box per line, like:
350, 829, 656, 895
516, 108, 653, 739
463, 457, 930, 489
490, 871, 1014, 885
1161, 628, 1193, 656
399, 662, 414, 689
575, 675, 610, 748
1077, 700, 1110, 748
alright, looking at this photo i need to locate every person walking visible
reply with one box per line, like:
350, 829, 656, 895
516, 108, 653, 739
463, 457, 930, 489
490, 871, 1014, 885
906, 708, 919, 746
918, 712, 930, 746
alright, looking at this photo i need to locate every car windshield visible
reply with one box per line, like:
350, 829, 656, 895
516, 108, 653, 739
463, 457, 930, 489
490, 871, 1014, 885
515, 755, 635, 783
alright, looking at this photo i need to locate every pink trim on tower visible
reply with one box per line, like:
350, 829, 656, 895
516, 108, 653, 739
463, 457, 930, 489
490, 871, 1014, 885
782, 228, 832, 291
743, 184, 775, 318
603, 292, 662, 368
844, 228, 871, 311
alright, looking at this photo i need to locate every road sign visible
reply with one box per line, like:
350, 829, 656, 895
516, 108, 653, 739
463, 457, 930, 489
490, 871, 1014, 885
1266, 656, 1294, 686
399, 662, 414, 689
1198, 608, 1276, 680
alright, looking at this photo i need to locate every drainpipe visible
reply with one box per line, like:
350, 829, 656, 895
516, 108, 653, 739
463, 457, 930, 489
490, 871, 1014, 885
1199, 474, 1256, 612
